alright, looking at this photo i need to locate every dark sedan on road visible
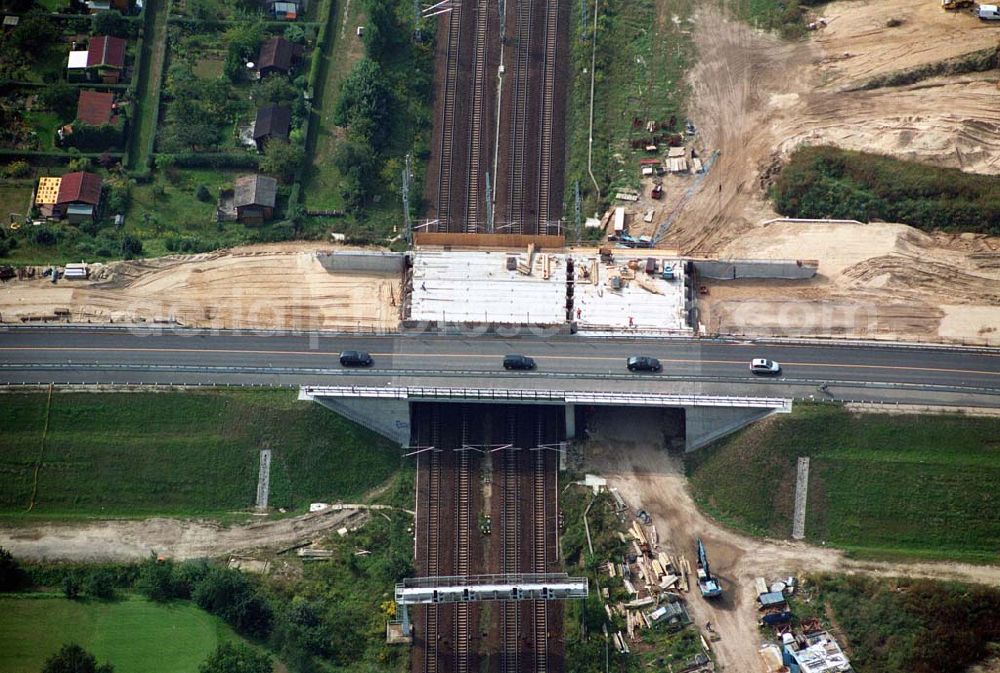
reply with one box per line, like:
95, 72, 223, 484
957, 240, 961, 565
339, 350, 373, 367
627, 356, 662, 372
503, 354, 536, 370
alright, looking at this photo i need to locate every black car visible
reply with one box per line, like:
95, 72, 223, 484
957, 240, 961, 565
627, 355, 661, 372
339, 350, 373, 367
503, 354, 536, 370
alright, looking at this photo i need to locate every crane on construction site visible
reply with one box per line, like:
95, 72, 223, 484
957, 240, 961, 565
696, 539, 722, 599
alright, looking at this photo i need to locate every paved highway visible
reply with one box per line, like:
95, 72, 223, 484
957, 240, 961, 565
1, 326, 998, 406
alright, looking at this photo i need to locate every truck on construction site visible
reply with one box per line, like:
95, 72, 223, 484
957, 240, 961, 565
651, 183, 663, 200
696, 539, 722, 599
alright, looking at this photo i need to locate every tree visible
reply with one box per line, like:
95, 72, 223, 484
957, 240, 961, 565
92, 10, 129, 38
121, 234, 143, 260
199, 643, 271, 673
260, 138, 304, 183
196, 185, 212, 202
333, 141, 377, 212
38, 84, 79, 122
137, 556, 176, 602
333, 58, 392, 152
0, 547, 25, 592
42, 644, 114, 673
8, 10, 59, 57
193, 568, 273, 639
254, 76, 298, 105
224, 19, 263, 82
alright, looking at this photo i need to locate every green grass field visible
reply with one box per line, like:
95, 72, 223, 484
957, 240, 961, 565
0, 390, 402, 520
563, 0, 693, 217
0, 596, 251, 673
686, 404, 1000, 562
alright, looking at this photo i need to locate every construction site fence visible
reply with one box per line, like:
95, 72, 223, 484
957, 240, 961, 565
414, 232, 566, 249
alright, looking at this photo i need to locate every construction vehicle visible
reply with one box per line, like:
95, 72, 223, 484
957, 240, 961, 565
651, 183, 663, 200
942, 0, 973, 9
696, 539, 722, 598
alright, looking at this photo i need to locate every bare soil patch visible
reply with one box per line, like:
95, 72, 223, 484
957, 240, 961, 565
0, 243, 401, 331
0, 507, 374, 562
667, 2, 1000, 343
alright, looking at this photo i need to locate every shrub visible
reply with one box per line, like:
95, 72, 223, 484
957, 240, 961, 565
196, 184, 212, 202
3, 160, 31, 179
772, 146, 1000, 235
84, 568, 117, 600
199, 643, 271, 673
0, 547, 26, 591
33, 228, 58, 247
121, 234, 143, 259
42, 644, 114, 673
62, 572, 83, 599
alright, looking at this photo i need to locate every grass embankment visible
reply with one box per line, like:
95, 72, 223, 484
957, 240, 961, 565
0, 596, 247, 673
563, 0, 693, 222
773, 146, 1000, 235
560, 484, 702, 672
687, 403, 1000, 562
0, 390, 402, 520
790, 574, 1000, 673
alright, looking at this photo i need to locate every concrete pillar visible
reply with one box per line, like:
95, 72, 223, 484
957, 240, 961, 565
564, 402, 576, 440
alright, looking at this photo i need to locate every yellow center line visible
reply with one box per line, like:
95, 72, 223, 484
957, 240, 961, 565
1, 346, 997, 377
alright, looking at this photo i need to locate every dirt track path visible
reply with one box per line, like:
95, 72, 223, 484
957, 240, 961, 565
0, 505, 411, 562
582, 409, 1000, 672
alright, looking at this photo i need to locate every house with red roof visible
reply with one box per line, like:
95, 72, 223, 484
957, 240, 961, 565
75, 90, 116, 126
67, 35, 127, 83
55, 172, 103, 222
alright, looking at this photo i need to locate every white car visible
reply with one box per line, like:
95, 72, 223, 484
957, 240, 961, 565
750, 358, 781, 375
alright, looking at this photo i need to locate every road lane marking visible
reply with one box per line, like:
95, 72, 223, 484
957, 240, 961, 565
1, 346, 997, 377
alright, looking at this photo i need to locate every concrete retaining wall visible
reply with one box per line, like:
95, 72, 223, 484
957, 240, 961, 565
317, 252, 407, 274
693, 259, 818, 280
312, 397, 411, 445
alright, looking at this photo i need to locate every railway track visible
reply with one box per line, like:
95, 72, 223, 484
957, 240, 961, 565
464, 0, 491, 232
532, 413, 549, 673
501, 409, 520, 673
423, 407, 442, 673
455, 406, 471, 673
505, 0, 533, 234
535, 0, 559, 233
435, 6, 464, 232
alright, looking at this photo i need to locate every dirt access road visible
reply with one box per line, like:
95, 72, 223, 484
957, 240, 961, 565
581, 408, 1000, 672
669, 1, 1000, 344
0, 505, 404, 562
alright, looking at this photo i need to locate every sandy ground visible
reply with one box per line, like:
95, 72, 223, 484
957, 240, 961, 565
0, 243, 401, 331
580, 408, 1000, 672
665, 0, 1000, 343
0, 505, 413, 562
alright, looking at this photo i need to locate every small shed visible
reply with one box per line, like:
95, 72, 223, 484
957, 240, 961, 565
252, 106, 291, 151
234, 174, 277, 224
257, 37, 302, 76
